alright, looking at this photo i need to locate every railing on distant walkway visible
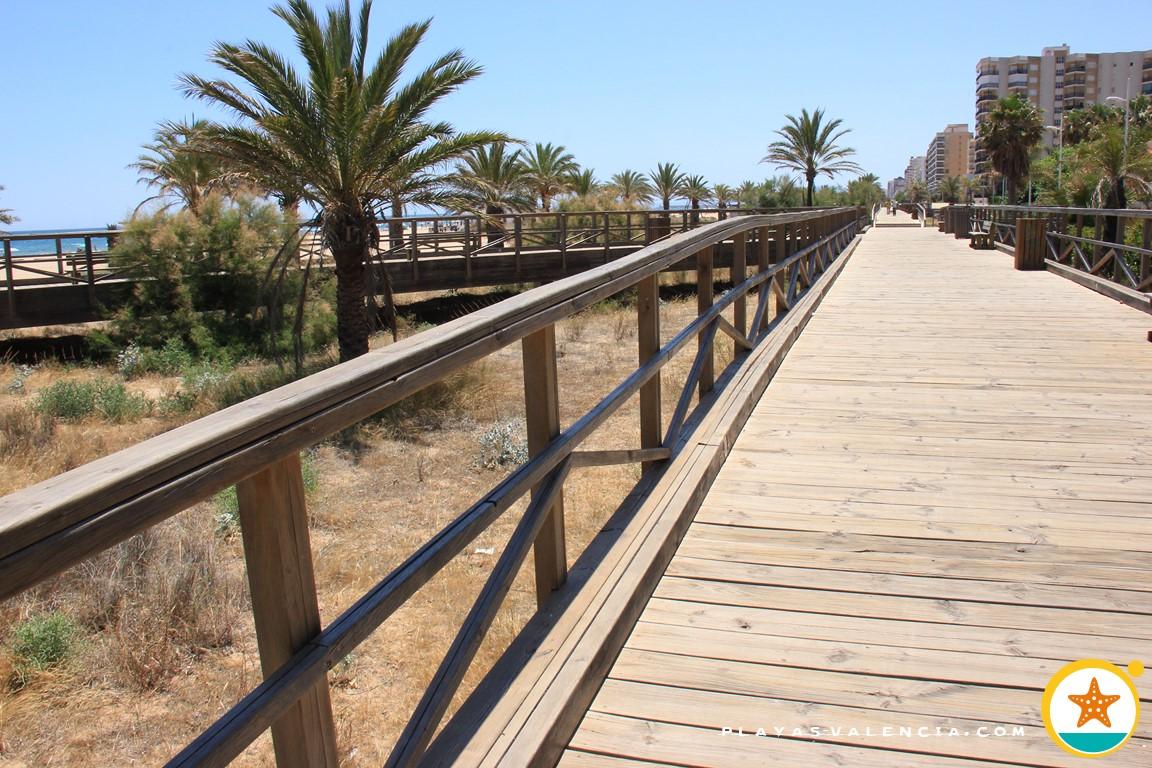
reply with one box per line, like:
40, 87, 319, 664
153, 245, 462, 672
0, 207, 868, 767
1, 207, 824, 327
936, 204, 1152, 310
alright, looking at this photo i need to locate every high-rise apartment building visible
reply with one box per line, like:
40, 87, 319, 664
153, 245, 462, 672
925, 124, 972, 194
974, 45, 1152, 176
887, 177, 906, 199
904, 156, 925, 190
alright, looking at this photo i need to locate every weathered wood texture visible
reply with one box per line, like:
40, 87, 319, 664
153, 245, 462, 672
563, 223, 1152, 767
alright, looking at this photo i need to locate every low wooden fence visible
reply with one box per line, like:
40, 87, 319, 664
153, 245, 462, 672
948, 204, 1152, 310
1, 207, 821, 328
0, 207, 866, 766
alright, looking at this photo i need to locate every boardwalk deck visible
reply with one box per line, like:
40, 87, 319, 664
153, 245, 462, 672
561, 225, 1152, 766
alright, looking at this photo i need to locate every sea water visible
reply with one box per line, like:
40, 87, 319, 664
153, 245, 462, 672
3, 229, 113, 255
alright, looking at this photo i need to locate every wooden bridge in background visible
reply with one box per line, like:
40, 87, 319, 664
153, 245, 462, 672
0, 207, 801, 330
1, 207, 1149, 767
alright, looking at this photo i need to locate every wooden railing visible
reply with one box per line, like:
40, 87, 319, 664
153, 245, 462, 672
0, 206, 866, 767
1, 207, 822, 328
966, 205, 1152, 294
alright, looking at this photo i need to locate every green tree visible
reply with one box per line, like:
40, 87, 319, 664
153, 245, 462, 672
0, 185, 16, 227
906, 180, 928, 205
982, 95, 1044, 204
1078, 124, 1152, 241
521, 142, 578, 211
130, 119, 224, 217
650, 162, 686, 210
609, 170, 654, 208
681, 175, 712, 209
567, 168, 598, 198
937, 176, 962, 204
180, 0, 503, 361
763, 108, 862, 206
451, 141, 533, 244
846, 173, 884, 207
736, 180, 761, 208
713, 183, 734, 209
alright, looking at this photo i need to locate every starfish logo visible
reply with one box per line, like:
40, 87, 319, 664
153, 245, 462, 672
1042, 659, 1143, 757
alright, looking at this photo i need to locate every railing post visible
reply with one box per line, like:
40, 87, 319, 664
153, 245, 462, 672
84, 237, 96, 307
236, 454, 339, 768
514, 215, 523, 274
732, 232, 746, 349
774, 223, 789, 321
4, 239, 15, 319
558, 213, 567, 271
522, 325, 566, 604
697, 245, 714, 395
603, 212, 611, 262
461, 219, 470, 284
1014, 218, 1046, 271
637, 274, 662, 472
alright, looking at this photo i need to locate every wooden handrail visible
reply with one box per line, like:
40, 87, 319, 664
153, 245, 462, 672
0, 206, 867, 767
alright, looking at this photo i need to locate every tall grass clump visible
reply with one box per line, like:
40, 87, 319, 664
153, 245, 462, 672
33, 378, 152, 423
9, 612, 79, 687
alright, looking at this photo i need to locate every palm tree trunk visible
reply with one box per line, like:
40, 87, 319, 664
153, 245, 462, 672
1102, 179, 1126, 244
485, 203, 505, 250
327, 218, 372, 362
806, 173, 816, 207
389, 197, 405, 251
662, 196, 670, 211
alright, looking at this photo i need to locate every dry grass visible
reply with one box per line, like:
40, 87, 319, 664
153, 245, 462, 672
0, 277, 748, 766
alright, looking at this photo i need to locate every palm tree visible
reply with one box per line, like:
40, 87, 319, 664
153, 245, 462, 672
129, 118, 223, 216
0, 185, 16, 227
713, 183, 734, 210
846, 173, 884, 207
907, 179, 928, 205
521, 142, 578, 211
680, 175, 712, 224
763, 108, 862, 206
1080, 124, 1152, 242
567, 168, 598, 198
610, 170, 654, 208
982, 95, 1044, 204
650, 162, 686, 210
451, 141, 534, 245
736, 180, 761, 208
938, 176, 962, 204
180, 0, 504, 361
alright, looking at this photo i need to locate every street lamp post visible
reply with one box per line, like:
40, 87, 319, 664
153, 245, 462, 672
1106, 76, 1133, 169
1044, 116, 1064, 192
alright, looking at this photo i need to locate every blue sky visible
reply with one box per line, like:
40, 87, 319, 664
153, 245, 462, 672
3, 0, 1150, 229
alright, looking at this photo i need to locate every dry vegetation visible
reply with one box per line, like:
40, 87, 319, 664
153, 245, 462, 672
0, 277, 742, 766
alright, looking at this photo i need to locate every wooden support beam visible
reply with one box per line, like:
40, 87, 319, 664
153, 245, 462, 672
731, 232, 747, 353
774, 223, 788, 321
522, 325, 567, 605
571, 447, 672, 468
237, 454, 339, 768
637, 274, 661, 473
696, 245, 714, 396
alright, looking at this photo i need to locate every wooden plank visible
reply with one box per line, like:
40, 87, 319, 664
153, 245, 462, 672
637, 274, 661, 473
236, 455, 338, 768
570, 712, 1016, 768
697, 245, 714, 395
586, 680, 1152, 768
522, 324, 567, 604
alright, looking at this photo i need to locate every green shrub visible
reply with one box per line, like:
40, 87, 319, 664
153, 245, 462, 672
475, 418, 529, 469
34, 378, 152, 423
109, 195, 336, 361
10, 612, 79, 684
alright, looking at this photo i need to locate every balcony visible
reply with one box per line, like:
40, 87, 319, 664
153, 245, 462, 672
976, 89, 998, 103
976, 73, 1000, 89
1007, 76, 1028, 89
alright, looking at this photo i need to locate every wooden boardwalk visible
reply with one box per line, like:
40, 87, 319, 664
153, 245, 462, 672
561, 224, 1152, 766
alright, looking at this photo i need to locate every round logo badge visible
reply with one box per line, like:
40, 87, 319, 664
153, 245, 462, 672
1042, 659, 1142, 757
